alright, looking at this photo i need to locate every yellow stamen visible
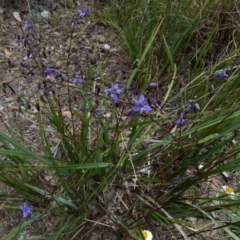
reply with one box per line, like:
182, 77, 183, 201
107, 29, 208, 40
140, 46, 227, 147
141, 230, 153, 240
142, 231, 148, 239
226, 186, 233, 194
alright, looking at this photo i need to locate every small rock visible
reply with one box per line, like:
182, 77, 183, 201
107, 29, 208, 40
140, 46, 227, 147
41, 10, 50, 18
101, 44, 110, 51
56, 61, 62, 67
10, 20, 17, 25
13, 12, 22, 22
110, 48, 119, 52
198, 164, 204, 170
222, 171, 229, 178
96, 35, 106, 43
72, 33, 78, 38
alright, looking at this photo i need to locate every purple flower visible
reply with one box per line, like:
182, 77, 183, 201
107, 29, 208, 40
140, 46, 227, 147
95, 108, 105, 118
104, 84, 122, 104
52, 3, 60, 11
129, 95, 152, 114
61, 74, 68, 81
19, 202, 33, 218
23, 38, 28, 47
24, 21, 32, 31
217, 70, 228, 80
27, 77, 33, 83
73, 74, 83, 84
152, 99, 158, 106
90, 59, 97, 65
78, 8, 87, 17
44, 65, 54, 77
20, 61, 29, 68
33, 49, 39, 58
97, 108, 105, 114
186, 101, 200, 113
176, 118, 185, 126
43, 89, 50, 97
176, 112, 185, 126
38, 82, 42, 90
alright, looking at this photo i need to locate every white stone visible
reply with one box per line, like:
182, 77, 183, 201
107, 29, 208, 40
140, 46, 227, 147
102, 44, 110, 51
41, 10, 50, 18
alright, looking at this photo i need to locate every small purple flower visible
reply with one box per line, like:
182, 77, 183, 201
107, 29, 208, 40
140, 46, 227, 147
24, 21, 32, 31
43, 89, 50, 97
152, 99, 158, 106
109, 67, 115, 74
19, 202, 33, 218
176, 118, 185, 126
90, 59, 97, 65
129, 95, 152, 114
52, 3, 60, 11
44, 65, 54, 77
187, 101, 200, 113
217, 70, 228, 80
20, 60, 29, 68
37, 82, 42, 90
176, 112, 185, 126
33, 49, 39, 58
27, 77, 33, 83
104, 84, 122, 104
95, 108, 105, 118
78, 8, 87, 17
73, 74, 83, 84
61, 74, 68, 81
97, 108, 105, 114
23, 38, 28, 47
27, 50, 31, 59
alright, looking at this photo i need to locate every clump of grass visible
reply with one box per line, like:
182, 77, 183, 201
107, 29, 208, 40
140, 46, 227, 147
1, 0, 240, 239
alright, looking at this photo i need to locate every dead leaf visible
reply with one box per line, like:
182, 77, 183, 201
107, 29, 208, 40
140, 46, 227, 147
4, 47, 12, 57
2, 25, 7, 33
8, 104, 18, 110
55, 60, 63, 67
68, 32, 78, 38
62, 82, 75, 87
222, 171, 229, 178
13, 12, 22, 22
0, 201, 6, 211
96, 35, 106, 43
61, 111, 72, 118
110, 48, 120, 52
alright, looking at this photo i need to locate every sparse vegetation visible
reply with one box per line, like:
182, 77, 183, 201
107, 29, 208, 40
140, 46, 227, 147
1, 0, 240, 239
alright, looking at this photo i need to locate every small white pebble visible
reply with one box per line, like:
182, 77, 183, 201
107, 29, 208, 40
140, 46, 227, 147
103, 112, 111, 118
102, 44, 110, 51
41, 10, 50, 18
198, 164, 204, 169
